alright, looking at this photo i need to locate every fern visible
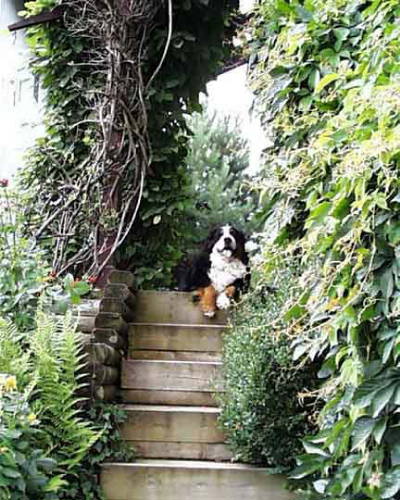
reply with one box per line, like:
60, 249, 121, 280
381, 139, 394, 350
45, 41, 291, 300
29, 309, 100, 470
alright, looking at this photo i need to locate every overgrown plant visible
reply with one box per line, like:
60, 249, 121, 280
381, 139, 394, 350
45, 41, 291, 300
21, 0, 239, 287
249, 0, 400, 498
219, 259, 320, 469
0, 184, 48, 330
0, 312, 132, 499
0, 183, 92, 332
0, 375, 62, 499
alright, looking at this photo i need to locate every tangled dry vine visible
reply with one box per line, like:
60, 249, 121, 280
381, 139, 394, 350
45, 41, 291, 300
33, 0, 170, 279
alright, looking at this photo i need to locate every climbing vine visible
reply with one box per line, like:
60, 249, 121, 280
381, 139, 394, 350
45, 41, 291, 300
21, 0, 238, 285
249, 0, 400, 498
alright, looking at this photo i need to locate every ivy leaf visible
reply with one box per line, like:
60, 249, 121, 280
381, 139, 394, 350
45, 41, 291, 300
313, 479, 329, 493
306, 201, 332, 226
333, 27, 350, 42
380, 467, 400, 498
315, 73, 340, 93
284, 303, 306, 322
373, 417, 387, 445
351, 417, 375, 450
308, 68, 320, 90
372, 383, 397, 417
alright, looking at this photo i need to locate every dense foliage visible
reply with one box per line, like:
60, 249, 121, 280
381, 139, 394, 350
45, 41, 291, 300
0, 312, 133, 499
248, 0, 400, 498
0, 186, 48, 330
0, 374, 60, 499
185, 106, 257, 241
219, 262, 320, 469
21, 0, 239, 288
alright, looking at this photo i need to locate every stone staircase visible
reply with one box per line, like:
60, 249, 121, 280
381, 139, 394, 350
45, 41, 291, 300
101, 291, 293, 500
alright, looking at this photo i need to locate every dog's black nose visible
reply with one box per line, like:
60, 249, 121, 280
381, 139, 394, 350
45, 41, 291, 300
224, 238, 231, 245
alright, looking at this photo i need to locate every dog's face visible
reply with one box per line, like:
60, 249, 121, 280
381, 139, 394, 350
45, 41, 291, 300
205, 225, 246, 259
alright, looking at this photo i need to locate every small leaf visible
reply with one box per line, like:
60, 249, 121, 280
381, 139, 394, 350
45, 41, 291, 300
372, 383, 397, 417
315, 73, 340, 93
381, 467, 400, 498
351, 417, 375, 450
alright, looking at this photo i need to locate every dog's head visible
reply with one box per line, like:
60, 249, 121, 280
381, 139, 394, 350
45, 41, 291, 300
203, 225, 248, 263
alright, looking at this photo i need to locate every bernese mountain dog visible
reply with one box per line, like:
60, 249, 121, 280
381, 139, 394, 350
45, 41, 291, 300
175, 225, 250, 317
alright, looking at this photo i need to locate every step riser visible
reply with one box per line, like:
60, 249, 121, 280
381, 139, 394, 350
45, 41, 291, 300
131, 350, 221, 362
129, 442, 232, 461
129, 324, 225, 353
121, 390, 219, 407
101, 464, 294, 500
121, 408, 224, 443
134, 291, 227, 325
122, 360, 223, 393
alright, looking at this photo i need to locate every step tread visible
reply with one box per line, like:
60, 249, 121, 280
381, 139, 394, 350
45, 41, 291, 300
130, 322, 226, 329
102, 460, 271, 471
126, 359, 223, 365
121, 404, 220, 413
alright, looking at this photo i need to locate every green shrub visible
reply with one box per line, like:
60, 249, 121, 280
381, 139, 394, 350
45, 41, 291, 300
0, 375, 63, 499
219, 262, 320, 469
0, 311, 133, 499
0, 185, 49, 330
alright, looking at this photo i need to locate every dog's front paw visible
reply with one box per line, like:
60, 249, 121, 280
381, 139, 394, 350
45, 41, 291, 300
203, 310, 216, 318
217, 292, 231, 310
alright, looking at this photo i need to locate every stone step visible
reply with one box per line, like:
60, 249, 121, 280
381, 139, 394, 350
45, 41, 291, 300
101, 460, 294, 500
121, 360, 223, 393
128, 322, 225, 355
134, 291, 227, 325
121, 404, 225, 443
121, 389, 218, 407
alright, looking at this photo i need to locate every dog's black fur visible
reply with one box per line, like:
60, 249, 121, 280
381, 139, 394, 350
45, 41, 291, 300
174, 226, 250, 297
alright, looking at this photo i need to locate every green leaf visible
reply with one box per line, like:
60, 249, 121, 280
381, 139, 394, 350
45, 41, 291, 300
381, 467, 400, 498
308, 68, 320, 90
373, 417, 387, 445
372, 383, 397, 417
306, 201, 332, 226
315, 73, 340, 93
351, 417, 375, 450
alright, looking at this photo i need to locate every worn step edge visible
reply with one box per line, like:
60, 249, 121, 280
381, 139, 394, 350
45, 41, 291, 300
121, 389, 219, 406
102, 459, 278, 471
129, 322, 227, 328
129, 350, 222, 362
121, 404, 220, 413
129, 441, 232, 461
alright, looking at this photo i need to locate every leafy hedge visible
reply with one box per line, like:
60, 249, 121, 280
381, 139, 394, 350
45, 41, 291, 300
219, 262, 320, 469
249, 0, 400, 498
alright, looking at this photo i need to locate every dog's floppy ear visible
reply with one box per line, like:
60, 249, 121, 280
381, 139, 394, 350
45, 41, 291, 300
232, 228, 249, 264
202, 227, 220, 253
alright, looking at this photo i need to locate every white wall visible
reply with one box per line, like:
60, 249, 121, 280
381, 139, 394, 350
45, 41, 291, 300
206, 65, 267, 174
0, 0, 44, 180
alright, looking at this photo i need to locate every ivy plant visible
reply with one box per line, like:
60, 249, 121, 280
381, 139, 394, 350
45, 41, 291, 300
249, 0, 400, 498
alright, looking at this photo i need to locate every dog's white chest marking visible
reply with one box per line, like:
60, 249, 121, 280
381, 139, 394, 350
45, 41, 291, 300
208, 251, 247, 293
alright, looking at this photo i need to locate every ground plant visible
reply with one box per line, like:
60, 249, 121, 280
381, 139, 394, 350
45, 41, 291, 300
0, 312, 133, 499
0, 184, 48, 330
249, 0, 400, 498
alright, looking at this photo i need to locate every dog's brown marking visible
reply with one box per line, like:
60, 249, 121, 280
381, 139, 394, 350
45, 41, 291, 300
196, 285, 217, 316
225, 285, 236, 298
